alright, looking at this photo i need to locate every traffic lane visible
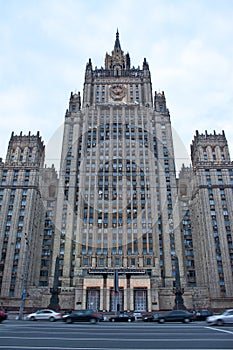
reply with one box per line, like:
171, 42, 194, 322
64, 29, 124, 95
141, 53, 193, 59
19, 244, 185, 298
1, 335, 233, 350
8, 322, 233, 339
1, 321, 233, 349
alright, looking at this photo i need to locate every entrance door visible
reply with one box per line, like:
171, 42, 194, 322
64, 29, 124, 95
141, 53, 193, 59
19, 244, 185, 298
134, 289, 147, 311
86, 288, 100, 311
110, 289, 123, 311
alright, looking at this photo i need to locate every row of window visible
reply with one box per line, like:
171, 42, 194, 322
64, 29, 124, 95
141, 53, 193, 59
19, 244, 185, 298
0, 189, 28, 196
203, 153, 225, 160
81, 256, 152, 267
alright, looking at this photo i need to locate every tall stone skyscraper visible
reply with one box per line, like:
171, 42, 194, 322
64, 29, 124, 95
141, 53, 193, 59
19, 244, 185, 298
0, 32, 232, 312
51, 31, 185, 311
190, 130, 233, 309
0, 132, 45, 307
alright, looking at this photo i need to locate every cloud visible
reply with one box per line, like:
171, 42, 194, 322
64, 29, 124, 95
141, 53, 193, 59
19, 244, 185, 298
0, 0, 233, 166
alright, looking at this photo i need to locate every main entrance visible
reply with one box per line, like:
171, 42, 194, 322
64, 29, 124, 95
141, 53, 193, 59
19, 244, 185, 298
110, 288, 123, 311
82, 269, 150, 311
134, 288, 147, 311
86, 288, 100, 310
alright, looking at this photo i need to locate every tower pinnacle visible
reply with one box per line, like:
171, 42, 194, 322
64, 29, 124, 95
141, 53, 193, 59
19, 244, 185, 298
114, 29, 121, 50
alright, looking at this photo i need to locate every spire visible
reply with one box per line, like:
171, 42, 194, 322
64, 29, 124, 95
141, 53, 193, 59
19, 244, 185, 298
105, 30, 130, 70
114, 29, 121, 50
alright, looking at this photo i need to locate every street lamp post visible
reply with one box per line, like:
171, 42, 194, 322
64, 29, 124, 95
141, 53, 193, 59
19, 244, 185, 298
173, 255, 185, 310
18, 236, 30, 320
114, 270, 120, 314
48, 255, 60, 311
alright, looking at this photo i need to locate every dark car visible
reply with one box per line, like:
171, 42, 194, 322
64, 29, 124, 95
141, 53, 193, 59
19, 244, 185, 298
143, 313, 162, 322
157, 310, 194, 323
62, 309, 102, 324
0, 311, 7, 323
109, 313, 135, 322
193, 310, 213, 321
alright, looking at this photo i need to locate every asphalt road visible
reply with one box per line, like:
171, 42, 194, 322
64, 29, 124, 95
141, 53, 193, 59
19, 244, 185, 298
0, 320, 233, 350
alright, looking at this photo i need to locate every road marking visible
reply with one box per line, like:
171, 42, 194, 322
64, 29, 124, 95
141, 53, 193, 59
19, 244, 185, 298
0, 348, 231, 350
0, 336, 232, 341
205, 326, 233, 335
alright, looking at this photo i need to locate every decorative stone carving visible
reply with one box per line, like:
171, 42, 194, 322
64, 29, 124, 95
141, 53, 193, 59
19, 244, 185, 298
110, 84, 126, 101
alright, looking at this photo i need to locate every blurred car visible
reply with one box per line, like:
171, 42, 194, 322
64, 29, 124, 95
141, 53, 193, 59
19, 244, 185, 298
133, 311, 143, 321
63, 310, 73, 315
62, 309, 102, 324
143, 313, 162, 322
157, 310, 194, 323
193, 310, 213, 321
0, 311, 7, 323
109, 313, 135, 322
206, 309, 233, 326
26, 309, 62, 322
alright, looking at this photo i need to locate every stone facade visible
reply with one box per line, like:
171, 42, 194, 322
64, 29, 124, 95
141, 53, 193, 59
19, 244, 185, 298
0, 132, 45, 306
48, 31, 186, 312
190, 131, 233, 301
0, 32, 232, 313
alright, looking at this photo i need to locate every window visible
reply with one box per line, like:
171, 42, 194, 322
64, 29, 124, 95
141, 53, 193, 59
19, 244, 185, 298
115, 258, 120, 266
98, 258, 105, 266
130, 258, 135, 266
83, 258, 89, 266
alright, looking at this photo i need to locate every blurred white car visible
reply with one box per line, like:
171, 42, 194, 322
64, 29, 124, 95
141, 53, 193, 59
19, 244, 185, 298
133, 310, 143, 320
206, 309, 233, 326
26, 309, 62, 322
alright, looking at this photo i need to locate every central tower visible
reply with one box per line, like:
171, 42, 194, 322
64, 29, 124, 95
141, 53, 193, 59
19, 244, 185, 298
83, 29, 153, 108
52, 31, 184, 311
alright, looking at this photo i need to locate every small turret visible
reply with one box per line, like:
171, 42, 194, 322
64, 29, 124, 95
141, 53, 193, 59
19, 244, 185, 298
69, 91, 81, 112
143, 58, 149, 70
154, 91, 167, 112
126, 53, 130, 69
191, 130, 231, 165
85, 58, 93, 81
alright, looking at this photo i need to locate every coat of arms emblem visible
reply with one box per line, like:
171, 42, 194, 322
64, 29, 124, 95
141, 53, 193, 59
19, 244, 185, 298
110, 85, 126, 101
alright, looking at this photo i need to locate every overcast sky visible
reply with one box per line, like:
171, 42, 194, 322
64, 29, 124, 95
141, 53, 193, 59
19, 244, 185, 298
1, 0, 233, 173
